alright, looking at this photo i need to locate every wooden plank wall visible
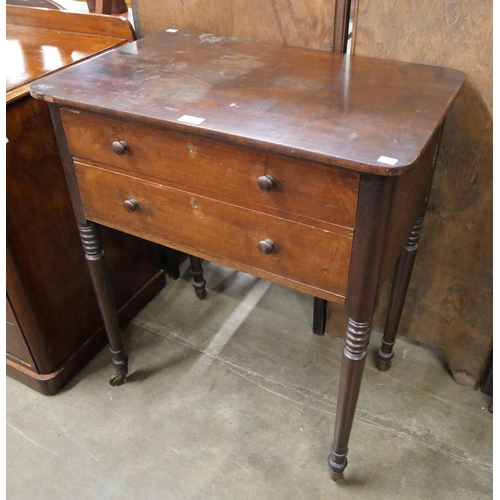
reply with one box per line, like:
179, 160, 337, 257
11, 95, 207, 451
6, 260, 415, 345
327, 0, 493, 387
132, 0, 338, 50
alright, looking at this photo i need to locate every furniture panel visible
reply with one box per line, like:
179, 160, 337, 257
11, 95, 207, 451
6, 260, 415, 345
6, 4, 135, 41
6, 296, 36, 371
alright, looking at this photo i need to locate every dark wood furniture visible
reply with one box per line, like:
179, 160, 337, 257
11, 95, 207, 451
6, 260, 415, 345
6, 6, 165, 395
31, 30, 464, 478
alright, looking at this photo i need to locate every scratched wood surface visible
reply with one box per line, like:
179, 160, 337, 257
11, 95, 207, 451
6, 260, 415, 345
326, 0, 493, 387
132, 0, 337, 50
30, 30, 464, 175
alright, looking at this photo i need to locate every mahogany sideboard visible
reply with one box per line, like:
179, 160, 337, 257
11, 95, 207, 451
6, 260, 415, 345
30, 30, 465, 478
6, 6, 166, 395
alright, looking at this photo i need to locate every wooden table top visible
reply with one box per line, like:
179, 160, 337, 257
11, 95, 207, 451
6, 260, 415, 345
6, 24, 125, 94
30, 30, 465, 174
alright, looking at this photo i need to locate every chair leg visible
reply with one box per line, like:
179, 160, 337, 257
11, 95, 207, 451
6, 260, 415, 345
189, 255, 207, 300
313, 297, 327, 335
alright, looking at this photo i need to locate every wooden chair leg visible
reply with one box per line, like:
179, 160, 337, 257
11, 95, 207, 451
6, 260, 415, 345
78, 221, 128, 386
313, 297, 327, 335
189, 255, 207, 300
377, 215, 424, 371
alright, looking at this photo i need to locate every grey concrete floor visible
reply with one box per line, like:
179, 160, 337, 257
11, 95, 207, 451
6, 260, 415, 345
7, 262, 493, 499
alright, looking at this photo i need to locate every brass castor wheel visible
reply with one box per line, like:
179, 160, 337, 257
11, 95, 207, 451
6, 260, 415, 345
377, 349, 393, 372
329, 470, 343, 481
328, 453, 347, 481
195, 288, 207, 300
377, 358, 392, 372
109, 375, 127, 387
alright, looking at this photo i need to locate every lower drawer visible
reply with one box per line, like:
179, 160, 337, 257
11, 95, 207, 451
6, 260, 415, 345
75, 163, 353, 300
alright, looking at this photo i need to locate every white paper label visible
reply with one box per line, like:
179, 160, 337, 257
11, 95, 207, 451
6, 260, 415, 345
166, 29, 178, 33
177, 115, 205, 125
377, 156, 398, 165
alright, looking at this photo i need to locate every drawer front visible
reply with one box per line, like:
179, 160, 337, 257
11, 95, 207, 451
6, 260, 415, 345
62, 109, 359, 230
75, 163, 352, 298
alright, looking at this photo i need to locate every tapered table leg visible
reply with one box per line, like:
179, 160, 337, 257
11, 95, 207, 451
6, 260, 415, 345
189, 255, 207, 300
377, 215, 424, 371
328, 317, 372, 479
79, 222, 128, 386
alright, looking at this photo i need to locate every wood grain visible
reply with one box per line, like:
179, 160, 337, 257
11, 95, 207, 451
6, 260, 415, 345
6, 25, 126, 94
133, 0, 336, 50
6, 5, 136, 102
7, 0, 62, 9
7, 5, 135, 41
6, 296, 36, 370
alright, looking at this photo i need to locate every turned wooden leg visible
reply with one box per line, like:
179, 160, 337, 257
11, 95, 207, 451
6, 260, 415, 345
328, 317, 372, 480
189, 255, 207, 300
312, 297, 327, 335
377, 215, 424, 371
159, 247, 181, 280
79, 222, 128, 386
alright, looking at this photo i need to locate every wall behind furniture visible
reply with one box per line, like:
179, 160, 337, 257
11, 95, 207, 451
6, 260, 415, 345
132, 0, 345, 50
327, 0, 492, 387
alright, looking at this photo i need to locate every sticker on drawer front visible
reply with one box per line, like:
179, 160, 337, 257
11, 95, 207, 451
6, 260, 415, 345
377, 156, 398, 165
178, 115, 205, 125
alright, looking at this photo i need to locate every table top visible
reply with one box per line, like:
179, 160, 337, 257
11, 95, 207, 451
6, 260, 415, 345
6, 24, 124, 94
30, 29, 465, 174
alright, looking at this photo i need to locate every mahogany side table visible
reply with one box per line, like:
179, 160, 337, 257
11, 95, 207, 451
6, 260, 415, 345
30, 30, 465, 478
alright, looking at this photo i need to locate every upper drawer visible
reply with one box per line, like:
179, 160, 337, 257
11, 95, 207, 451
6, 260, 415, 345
61, 109, 359, 230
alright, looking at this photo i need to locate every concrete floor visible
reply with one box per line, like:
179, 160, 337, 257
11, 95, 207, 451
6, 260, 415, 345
7, 262, 493, 499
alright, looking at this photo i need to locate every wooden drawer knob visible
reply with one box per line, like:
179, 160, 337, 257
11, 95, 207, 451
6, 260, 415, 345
112, 140, 129, 156
123, 198, 139, 213
258, 239, 274, 255
257, 175, 276, 192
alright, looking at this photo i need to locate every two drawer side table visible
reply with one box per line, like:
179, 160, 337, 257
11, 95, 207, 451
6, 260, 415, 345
30, 30, 465, 479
